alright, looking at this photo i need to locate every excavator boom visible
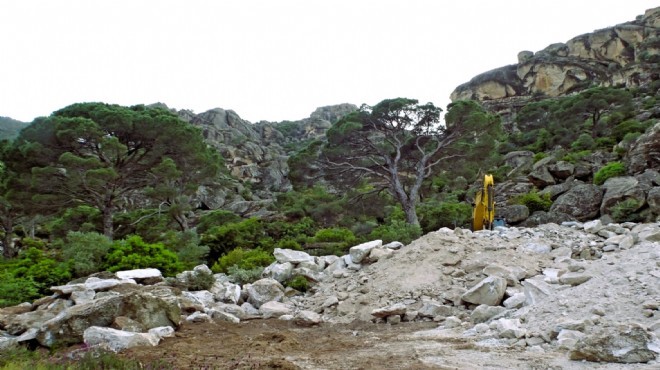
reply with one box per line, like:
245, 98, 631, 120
473, 174, 495, 231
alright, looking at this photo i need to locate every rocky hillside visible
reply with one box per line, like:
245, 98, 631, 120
165, 104, 356, 214
447, 6, 660, 227
451, 6, 660, 122
1, 220, 658, 366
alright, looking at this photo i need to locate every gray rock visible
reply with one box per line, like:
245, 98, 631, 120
551, 184, 603, 221
461, 276, 507, 306
626, 121, 660, 174
600, 177, 647, 216
417, 301, 453, 318
548, 161, 575, 179
470, 305, 507, 323
503, 293, 526, 309
368, 247, 394, 262
209, 281, 241, 304
349, 240, 383, 264
569, 324, 657, 363
371, 303, 407, 318
259, 301, 293, 319
186, 311, 213, 323
558, 273, 592, 286
293, 310, 322, 326
647, 187, 660, 216
83, 326, 160, 352
245, 278, 284, 308
210, 310, 240, 323
522, 277, 554, 305
497, 205, 529, 224
115, 268, 163, 281
261, 262, 294, 283
273, 248, 315, 264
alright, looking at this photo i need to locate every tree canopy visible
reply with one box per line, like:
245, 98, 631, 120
5, 103, 222, 239
318, 98, 501, 226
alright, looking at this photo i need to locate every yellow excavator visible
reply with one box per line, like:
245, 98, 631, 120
472, 174, 495, 231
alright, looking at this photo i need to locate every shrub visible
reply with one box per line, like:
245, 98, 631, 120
195, 210, 241, 234
59, 231, 112, 278
570, 133, 595, 151
313, 228, 356, 244
593, 161, 626, 185
12, 247, 72, 295
533, 152, 547, 163
511, 190, 552, 213
369, 220, 422, 245
285, 275, 309, 292
0, 270, 40, 307
104, 235, 183, 276
226, 265, 264, 285
184, 268, 215, 291
211, 247, 275, 274
161, 230, 209, 270
610, 198, 643, 222
201, 218, 267, 262
561, 150, 591, 163
417, 200, 472, 233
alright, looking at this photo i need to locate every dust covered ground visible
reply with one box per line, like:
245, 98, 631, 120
120, 319, 652, 370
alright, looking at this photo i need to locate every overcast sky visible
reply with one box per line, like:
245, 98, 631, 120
0, 0, 654, 123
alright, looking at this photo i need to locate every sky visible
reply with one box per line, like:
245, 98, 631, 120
0, 0, 655, 123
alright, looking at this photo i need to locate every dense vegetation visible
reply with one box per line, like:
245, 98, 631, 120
0, 84, 658, 309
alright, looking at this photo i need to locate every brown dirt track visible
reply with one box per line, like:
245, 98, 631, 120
121, 319, 442, 370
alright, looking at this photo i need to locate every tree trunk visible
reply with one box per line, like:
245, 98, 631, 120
401, 200, 419, 226
102, 206, 114, 240
2, 219, 15, 258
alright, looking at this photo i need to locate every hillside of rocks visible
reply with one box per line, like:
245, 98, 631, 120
1, 220, 658, 366
450, 6, 660, 122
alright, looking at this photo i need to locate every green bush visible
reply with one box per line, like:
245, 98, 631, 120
417, 200, 472, 233
211, 247, 274, 274
285, 275, 309, 292
226, 265, 264, 285
161, 230, 209, 270
369, 219, 422, 245
12, 247, 71, 295
58, 231, 112, 278
313, 228, 357, 244
0, 270, 40, 307
195, 210, 241, 234
104, 235, 183, 276
593, 161, 626, 185
512, 190, 552, 213
201, 218, 268, 262
570, 133, 595, 151
610, 198, 643, 222
183, 268, 215, 291
561, 150, 591, 163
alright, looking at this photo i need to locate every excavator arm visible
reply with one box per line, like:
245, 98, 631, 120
472, 174, 495, 231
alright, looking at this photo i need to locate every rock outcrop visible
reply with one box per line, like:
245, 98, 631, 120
451, 7, 660, 112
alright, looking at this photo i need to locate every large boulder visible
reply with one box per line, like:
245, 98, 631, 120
273, 248, 315, 264
349, 240, 383, 264
550, 184, 603, 221
600, 177, 647, 216
36, 288, 181, 348
626, 121, 660, 174
569, 325, 658, 363
83, 326, 161, 352
245, 278, 284, 308
461, 276, 507, 306
497, 205, 529, 224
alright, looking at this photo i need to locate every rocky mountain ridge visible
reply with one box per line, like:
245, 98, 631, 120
450, 6, 660, 123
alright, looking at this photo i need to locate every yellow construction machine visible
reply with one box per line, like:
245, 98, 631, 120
472, 174, 495, 231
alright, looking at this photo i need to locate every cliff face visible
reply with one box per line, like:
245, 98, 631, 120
450, 7, 660, 113
171, 104, 356, 214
